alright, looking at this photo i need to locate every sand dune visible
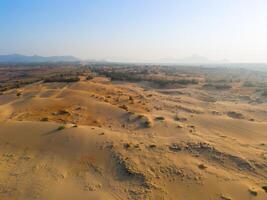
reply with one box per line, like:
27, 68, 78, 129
0, 77, 266, 200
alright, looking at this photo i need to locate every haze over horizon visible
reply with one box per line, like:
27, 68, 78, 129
1, 0, 267, 63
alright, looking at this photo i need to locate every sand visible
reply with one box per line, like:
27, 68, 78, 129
0, 78, 266, 200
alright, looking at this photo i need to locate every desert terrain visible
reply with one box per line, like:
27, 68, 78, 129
0, 65, 266, 200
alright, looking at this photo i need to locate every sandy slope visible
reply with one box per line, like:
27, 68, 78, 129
0, 79, 266, 200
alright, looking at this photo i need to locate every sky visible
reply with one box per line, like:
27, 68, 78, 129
0, 0, 267, 63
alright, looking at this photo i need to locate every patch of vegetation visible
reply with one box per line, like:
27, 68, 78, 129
119, 104, 128, 111
169, 143, 182, 152
220, 195, 232, 200
243, 81, 267, 89
227, 111, 244, 119
262, 90, 267, 97
137, 114, 153, 129
154, 79, 198, 87
53, 109, 70, 115
57, 125, 65, 131
149, 144, 156, 148
128, 96, 133, 101
248, 188, 257, 196
198, 164, 207, 170
44, 75, 80, 83
124, 143, 131, 149
143, 119, 152, 128
243, 81, 255, 87
174, 114, 187, 122
155, 116, 165, 121
203, 83, 232, 90
86, 75, 94, 80
94, 68, 198, 88
40, 117, 49, 122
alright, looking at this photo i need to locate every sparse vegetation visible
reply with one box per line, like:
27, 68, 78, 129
155, 116, 165, 121
143, 121, 151, 128
119, 104, 128, 111
203, 83, 232, 90
143, 119, 152, 128
243, 81, 255, 87
248, 188, 258, 196
40, 117, 49, 122
0, 65, 90, 92
169, 143, 182, 152
220, 195, 232, 200
262, 90, 267, 97
92, 66, 198, 88
227, 111, 244, 119
174, 114, 187, 122
54, 109, 70, 115
149, 144, 156, 148
86, 75, 94, 80
124, 143, 131, 149
198, 164, 207, 170
44, 75, 80, 83
57, 125, 65, 131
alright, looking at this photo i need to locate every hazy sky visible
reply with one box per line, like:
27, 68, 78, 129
1, 0, 267, 62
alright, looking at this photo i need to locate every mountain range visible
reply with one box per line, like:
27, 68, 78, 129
0, 54, 232, 64
0, 54, 80, 63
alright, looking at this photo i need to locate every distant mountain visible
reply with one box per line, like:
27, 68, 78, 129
0, 54, 80, 63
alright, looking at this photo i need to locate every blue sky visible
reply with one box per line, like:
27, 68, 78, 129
1, 0, 267, 62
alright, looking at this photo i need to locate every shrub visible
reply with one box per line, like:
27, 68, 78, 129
144, 120, 152, 128
198, 164, 207, 170
149, 144, 156, 148
262, 90, 267, 97
249, 189, 257, 196
119, 104, 128, 111
86, 75, 94, 80
243, 81, 255, 87
203, 83, 232, 90
174, 114, 187, 122
227, 111, 244, 119
57, 125, 65, 131
40, 117, 49, 122
155, 116, 165, 121
44, 75, 80, 83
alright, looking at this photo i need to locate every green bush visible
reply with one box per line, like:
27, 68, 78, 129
57, 125, 65, 131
